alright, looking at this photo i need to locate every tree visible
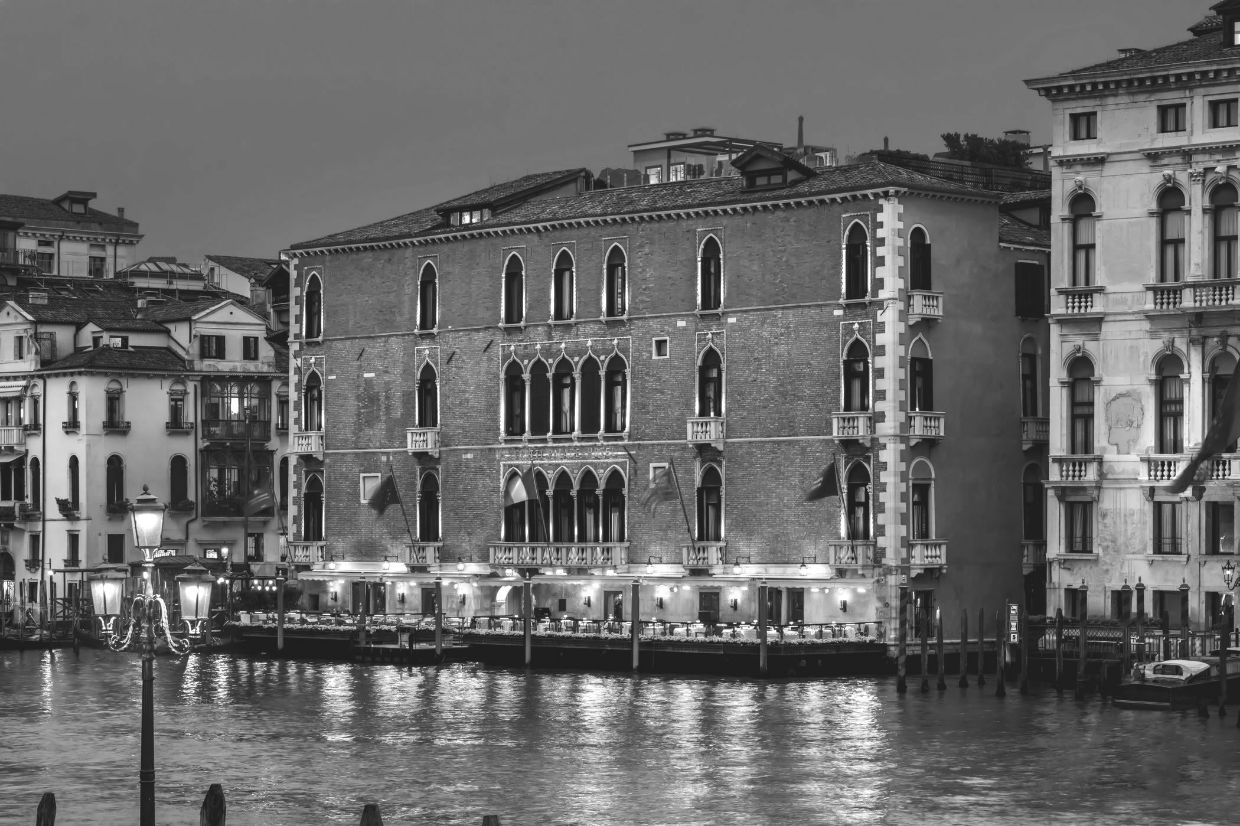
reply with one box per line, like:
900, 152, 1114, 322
940, 132, 1028, 168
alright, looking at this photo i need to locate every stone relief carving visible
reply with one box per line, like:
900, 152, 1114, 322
1105, 391, 1144, 454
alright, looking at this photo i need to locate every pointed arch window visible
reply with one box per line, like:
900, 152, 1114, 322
605, 246, 627, 317
104, 379, 124, 428
910, 462, 934, 541
68, 455, 79, 510
577, 469, 600, 542
1213, 183, 1238, 280
1159, 188, 1185, 283
65, 381, 79, 429
1068, 357, 1095, 454
529, 361, 550, 437
845, 223, 869, 300
909, 227, 932, 291
1211, 352, 1239, 453
843, 340, 870, 412
552, 360, 575, 435
698, 348, 723, 417
1020, 339, 1040, 417
846, 463, 871, 541
504, 361, 526, 436
602, 469, 626, 542
105, 455, 124, 507
699, 237, 722, 311
551, 472, 575, 542
579, 357, 601, 435
417, 364, 439, 428
304, 273, 323, 339
28, 457, 39, 510
604, 356, 628, 433
1157, 354, 1185, 454
1070, 194, 1096, 287
170, 455, 188, 505
503, 472, 529, 541
909, 339, 933, 412
503, 255, 525, 325
303, 474, 324, 541
303, 373, 323, 432
1022, 465, 1045, 542
418, 262, 438, 331
553, 250, 575, 321
532, 472, 550, 541
418, 473, 441, 542
696, 465, 722, 541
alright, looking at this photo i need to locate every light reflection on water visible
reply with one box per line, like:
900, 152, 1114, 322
3, 648, 1240, 825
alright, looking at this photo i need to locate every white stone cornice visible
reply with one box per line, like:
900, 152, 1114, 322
1053, 153, 1108, 167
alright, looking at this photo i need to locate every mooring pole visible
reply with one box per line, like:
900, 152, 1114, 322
994, 608, 1006, 698
896, 586, 908, 694
936, 608, 946, 690
919, 604, 930, 693
1018, 606, 1028, 695
522, 577, 532, 668
976, 608, 985, 687
434, 576, 444, 658
757, 580, 768, 676
1054, 608, 1064, 695
630, 580, 640, 671
958, 609, 968, 688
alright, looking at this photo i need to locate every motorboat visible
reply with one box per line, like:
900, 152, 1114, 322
1112, 651, 1240, 710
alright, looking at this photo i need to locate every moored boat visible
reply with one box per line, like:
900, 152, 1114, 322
1112, 650, 1240, 710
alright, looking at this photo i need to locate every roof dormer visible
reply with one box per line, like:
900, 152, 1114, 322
1214, 0, 1240, 47
730, 144, 816, 191
52, 190, 97, 215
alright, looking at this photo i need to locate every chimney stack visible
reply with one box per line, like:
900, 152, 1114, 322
797, 115, 804, 149
117, 207, 125, 220
883, 136, 890, 151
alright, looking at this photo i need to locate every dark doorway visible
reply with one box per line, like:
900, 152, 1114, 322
603, 589, 623, 621
698, 591, 720, 625
767, 588, 783, 625
421, 586, 438, 617
913, 590, 936, 639
787, 588, 805, 624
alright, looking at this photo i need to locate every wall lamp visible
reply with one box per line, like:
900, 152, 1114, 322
799, 556, 814, 577
731, 555, 752, 575
645, 555, 663, 574
330, 590, 339, 603
1224, 560, 1240, 591
729, 598, 739, 611
656, 597, 664, 609
583, 596, 592, 608
397, 591, 406, 604
839, 599, 848, 613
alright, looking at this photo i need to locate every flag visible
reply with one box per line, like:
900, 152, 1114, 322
243, 488, 275, 516
1168, 359, 1240, 493
368, 473, 401, 515
804, 462, 841, 502
503, 467, 538, 507
640, 465, 679, 515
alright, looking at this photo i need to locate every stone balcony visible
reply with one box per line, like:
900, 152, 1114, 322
1022, 540, 1047, 574
291, 431, 324, 454
488, 542, 629, 569
910, 539, 947, 570
823, 540, 876, 568
1145, 278, 1240, 313
681, 541, 727, 568
1021, 417, 1048, 451
831, 412, 873, 441
907, 290, 943, 323
0, 426, 25, 447
286, 541, 326, 564
687, 417, 724, 448
1146, 453, 1240, 484
406, 427, 440, 457
403, 542, 441, 566
908, 411, 944, 444
1055, 285, 1104, 316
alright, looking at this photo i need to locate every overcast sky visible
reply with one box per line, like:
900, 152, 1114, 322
0, 0, 1198, 262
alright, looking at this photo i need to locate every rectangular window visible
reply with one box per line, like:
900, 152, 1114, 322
246, 533, 264, 562
1014, 262, 1047, 317
652, 337, 669, 359
88, 256, 106, 279
66, 532, 79, 567
360, 473, 380, 503
1208, 501, 1235, 554
1070, 379, 1094, 454
1069, 111, 1097, 140
276, 396, 289, 431
910, 482, 931, 539
35, 240, 53, 274
644, 166, 663, 185
1111, 588, 1132, 620
13, 336, 24, 361
1157, 103, 1187, 133
1153, 501, 1182, 555
1065, 501, 1092, 553
243, 336, 259, 361
1020, 353, 1039, 417
27, 534, 40, 568
200, 335, 225, 359
106, 533, 125, 565
1212, 98, 1239, 129
1153, 589, 1187, 626
668, 162, 686, 182
1063, 587, 1083, 620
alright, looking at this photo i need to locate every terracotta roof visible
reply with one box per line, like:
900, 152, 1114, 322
89, 317, 168, 332
204, 255, 280, 283
0, 194, 138, 234
431, 169, 588, 213
292, 160, 994, 252
1190, 13, 1223, 36
47, 346, 186, 373
999, 214, 1050, 249
137, 299, 226, 322
1029, 29, 1240, 84
1000, 190, 1051, 207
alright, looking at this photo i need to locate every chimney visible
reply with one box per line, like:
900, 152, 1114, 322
797, 115, 804, 149
117, 207, 125, 220
883, 136, 890, 151
1003, 129, 1031, 146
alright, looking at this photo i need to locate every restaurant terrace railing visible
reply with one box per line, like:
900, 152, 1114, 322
488, 542, 629, 568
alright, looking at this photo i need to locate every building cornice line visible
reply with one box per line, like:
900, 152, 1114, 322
322, 433, 839, 455
1028, 63, 1240, 98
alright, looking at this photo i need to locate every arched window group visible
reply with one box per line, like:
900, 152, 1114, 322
502, 354, 628, 438
417, 364, 439, 429
1070, 194, 1096, 287
604, 246, 627, 318
844, 223, 869, 300
503, 254, 525, 325
303, 372, 323, 432
696, 465, 722, 541
552, 250, 575, 321
302, 474, 324, 541
846, 462, 871, 541
1214, 183, 1239, 280
1159, 188, 1185, 283
503, 468, 626, 543
304, 273, 322, 339
418, 262, 438, 331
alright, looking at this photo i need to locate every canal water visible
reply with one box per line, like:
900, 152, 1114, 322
3, 650, 1240, 826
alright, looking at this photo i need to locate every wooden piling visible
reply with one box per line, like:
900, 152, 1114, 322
1075, 608, 1089, 700
36, 792, 55, 826
757, 582, 768, 676
1054, 608, 1064, 695
958, 609, 968, 688
919, 606, 929, 693
1018, 606, 1028, 695
935, 610, 946, 690
976, 608, 985, 687
482, 816, 503, 826
994, 609, 1006, 698
200, 783, 226, 826
1162, 610, 1171, 662
522, 579, 532, 667
896, 587, 908, 694
1220, 630, 1229, 718
359, 803, 384, 825
434, 577, 444, 658
630, 581, 640, 671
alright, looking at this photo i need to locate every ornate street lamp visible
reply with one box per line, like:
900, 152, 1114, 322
175, 562, 216, 640
90, 485, 185, 826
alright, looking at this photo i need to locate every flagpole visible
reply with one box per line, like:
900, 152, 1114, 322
667, 458, 697, 556
837, 457, 852, 544
530, 464, 550, 545
384, 457, 419, 555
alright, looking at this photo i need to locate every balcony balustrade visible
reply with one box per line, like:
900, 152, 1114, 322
908, 411, 944, 443
404, 542, 441, 566
1021, 417, 1048, 450
406, 427, 440, 456
488, 542, 629, 569
0, 426, 26, 447
286, 541, 326, 564
910, 539, 947, 568
1056, 285, 1104, 315
906, 290, 943, 323
1051, 455, 1102, 483
681, 541, 727, 568
831, 412, 873, 441
201, 419, 270, 442
823, 540, 876, 567
291, 431, 324, 454
102, 419, 131, 434
1145, 454, 1186, 483
165, 420, 195, 434
686, 417, 724, 447
1145, 279, 1240, 312
1022, 540, 1046, 573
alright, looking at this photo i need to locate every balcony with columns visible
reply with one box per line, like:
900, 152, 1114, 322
1048, 455, 1103, 498
1145, 279, 1240, 313
907, 411, 944, 444
906, 290, 943, 323
1021, 417, 1048, 451
831, 411, 873, 442
406, 427, 440, 457
1054, 285, 1104, 317
488, 542, 629, 569
403, 542, 441, 566
287, 541, 326, 565
0, 426, 25, 448
291, 431, 324, 455
1146, 453, 1240, 484
687, 417, 724, 449
1022, 540, 1046, 574
681, 541, 727, 569
910, 539, 948, 571
823, 540, 876, 569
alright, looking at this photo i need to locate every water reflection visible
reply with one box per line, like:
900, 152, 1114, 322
4, 649, 1240, 825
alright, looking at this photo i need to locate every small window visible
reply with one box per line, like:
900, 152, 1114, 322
668, 162, 686, 182
200, 335, 225, 359
106, 533, 125, 565
1212, 99, 1239, 129
652, 337, 669, 359
12, 336, 23, 361
1014, 261, 1047, 318
1069, 112, 1097, 140
645, 166, 663, 185
242, 336, 259, 361
1157, 103, 1187, 134
359, 473, 380, 503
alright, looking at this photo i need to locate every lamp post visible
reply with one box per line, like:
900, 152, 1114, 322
89, 485, 192, 826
